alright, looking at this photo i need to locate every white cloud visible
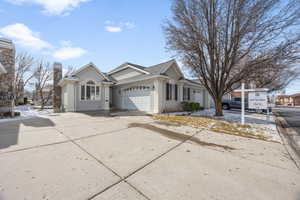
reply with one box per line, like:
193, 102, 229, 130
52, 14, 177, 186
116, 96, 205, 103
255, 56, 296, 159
53, 47, 87, 60
105, 26, 122, 33
0, 23, 87, 60
7, 0, 91, 15
104, 21, 135, 33
0, 23, 52, 50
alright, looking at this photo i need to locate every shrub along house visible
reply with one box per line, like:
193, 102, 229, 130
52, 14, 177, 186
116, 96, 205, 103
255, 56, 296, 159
57, 59, 213, 113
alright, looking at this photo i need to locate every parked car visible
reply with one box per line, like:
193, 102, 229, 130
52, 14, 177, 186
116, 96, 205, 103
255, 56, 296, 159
222, 97, 248, 110
222, 98, 272, 113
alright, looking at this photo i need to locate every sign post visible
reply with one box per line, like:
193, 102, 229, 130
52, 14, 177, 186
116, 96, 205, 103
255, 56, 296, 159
234, 86, 269, 125
241, 83, 245, 125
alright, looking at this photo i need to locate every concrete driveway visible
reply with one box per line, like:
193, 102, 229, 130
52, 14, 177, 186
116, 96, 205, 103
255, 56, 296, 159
0, 111, 299, 200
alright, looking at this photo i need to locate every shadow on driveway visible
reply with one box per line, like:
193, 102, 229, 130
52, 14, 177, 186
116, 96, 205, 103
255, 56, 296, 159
0, 117, 55, 150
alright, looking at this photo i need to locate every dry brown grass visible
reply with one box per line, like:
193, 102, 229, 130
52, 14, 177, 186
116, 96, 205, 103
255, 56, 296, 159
153, 115, 269, 141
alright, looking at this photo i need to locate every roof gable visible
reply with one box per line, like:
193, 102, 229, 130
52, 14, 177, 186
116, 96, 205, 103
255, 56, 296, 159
109, 67, 145, 81
74, 63, 110, 81
145, 59, 184, 77
108, 62, 150, 75
160, 60, 184, 77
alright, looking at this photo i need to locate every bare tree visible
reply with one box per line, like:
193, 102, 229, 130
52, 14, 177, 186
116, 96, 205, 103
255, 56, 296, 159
14, 52, 34, 105
64, 65, 76, 77
246, 60, 300, 92
33, 61, 53, 110
164, 0, 300, 116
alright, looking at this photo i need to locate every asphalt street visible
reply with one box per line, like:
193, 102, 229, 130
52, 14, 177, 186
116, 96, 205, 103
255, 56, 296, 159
275, 107, 300, 135
274, 107, 300, 158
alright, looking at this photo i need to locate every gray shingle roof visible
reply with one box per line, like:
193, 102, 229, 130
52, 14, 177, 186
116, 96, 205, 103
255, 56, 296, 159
115, 74, 157, 85
107, 59, 180, 85
109, 59, 176, 75
103, 73, 117, 82
108, 62, 146, 74
145, 59, 176, 75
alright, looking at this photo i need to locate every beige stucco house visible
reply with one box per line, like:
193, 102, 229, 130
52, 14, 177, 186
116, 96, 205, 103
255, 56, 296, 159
58, 59, 213, 113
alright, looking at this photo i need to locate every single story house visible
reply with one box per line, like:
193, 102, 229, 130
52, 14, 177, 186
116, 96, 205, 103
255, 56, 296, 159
276, 93, 300, 106
58, 59, 214, 113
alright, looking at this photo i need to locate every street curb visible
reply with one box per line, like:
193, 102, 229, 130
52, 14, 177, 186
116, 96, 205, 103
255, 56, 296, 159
274, 113, 300, 170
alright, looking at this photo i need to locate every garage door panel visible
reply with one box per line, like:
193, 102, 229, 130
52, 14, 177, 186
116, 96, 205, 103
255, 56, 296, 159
121, 88, 151, 112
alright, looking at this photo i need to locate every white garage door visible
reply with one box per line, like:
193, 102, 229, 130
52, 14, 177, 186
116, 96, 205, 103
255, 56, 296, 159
121, 86, 152, 112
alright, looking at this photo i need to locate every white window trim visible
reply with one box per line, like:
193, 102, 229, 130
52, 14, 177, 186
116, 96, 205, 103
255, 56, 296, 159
80, 80, 101, 101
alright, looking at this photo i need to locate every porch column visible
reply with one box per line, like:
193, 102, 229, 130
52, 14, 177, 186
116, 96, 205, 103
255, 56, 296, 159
103, 84, 110, 111
153, 79, 164, 113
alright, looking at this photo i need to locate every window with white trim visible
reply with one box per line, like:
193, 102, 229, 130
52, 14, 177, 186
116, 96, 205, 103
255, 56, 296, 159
183, 87, 191, 101
81, 85, 85, 100
80, 80, 101, 101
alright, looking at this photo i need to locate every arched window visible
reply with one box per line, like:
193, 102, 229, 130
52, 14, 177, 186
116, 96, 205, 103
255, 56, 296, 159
86, 80, 95, 85
80, 80, 100, 101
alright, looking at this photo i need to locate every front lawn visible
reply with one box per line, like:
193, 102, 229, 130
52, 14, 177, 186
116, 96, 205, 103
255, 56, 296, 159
153, 114, 278, 142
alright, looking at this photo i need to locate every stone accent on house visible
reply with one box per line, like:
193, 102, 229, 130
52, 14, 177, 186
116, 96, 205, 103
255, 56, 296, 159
0, 38, 15, 113
53, 62, 62, 112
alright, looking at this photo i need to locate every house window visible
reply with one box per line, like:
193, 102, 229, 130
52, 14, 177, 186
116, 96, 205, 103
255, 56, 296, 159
170, 84, 173, 100
183, 87, 191, 101
81, 85, 85, 100
166, 83, 173, 101
90, 86, 95, 100
86, 85, 91, 100
80, 80, 100, 101
175, 84, 178, 101
166, 83, 169, 100
96, 86, 100, 99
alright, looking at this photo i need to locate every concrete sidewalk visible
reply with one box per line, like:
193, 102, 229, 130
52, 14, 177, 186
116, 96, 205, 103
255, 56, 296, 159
0, 112, 299, 200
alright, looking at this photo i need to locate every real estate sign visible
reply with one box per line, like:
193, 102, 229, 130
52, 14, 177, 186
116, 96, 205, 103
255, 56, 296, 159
248, 91, 268, 109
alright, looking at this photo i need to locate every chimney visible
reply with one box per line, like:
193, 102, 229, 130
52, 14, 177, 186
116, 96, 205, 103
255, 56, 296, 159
0, 38, 15, 115
53, 62, 62, 113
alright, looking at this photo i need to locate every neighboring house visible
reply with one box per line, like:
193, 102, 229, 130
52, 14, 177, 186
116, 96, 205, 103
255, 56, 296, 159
276, 93, 300, 106
276, 95, 294, 106
291, 93, 300, 106
58, 59, 213, 113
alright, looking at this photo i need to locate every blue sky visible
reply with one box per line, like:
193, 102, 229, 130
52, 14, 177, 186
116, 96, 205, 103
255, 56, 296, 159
0, 0, 173, 70
0, 0, 299, 94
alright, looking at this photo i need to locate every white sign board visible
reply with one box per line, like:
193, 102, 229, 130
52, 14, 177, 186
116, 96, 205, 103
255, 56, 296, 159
248, 91, 268, 109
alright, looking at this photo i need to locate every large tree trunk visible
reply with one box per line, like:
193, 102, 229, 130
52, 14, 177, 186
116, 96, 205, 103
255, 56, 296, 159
214, 97, 223, 116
